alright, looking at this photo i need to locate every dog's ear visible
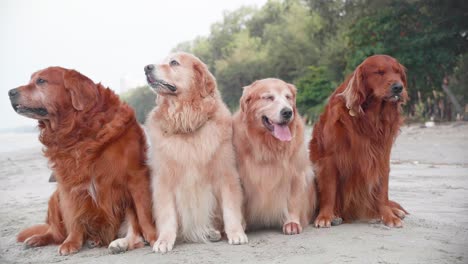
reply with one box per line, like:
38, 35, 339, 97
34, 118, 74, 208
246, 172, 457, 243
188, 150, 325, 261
286, 83, 298, 115
286, 83, 297, 100
193, 63, 216, 98
63, 69, 98, 111
398, 63, 407, 88
240, 81, 259, 112
240, 86, 251, 112
398, 62, 409, 104
339, 66, 366, 115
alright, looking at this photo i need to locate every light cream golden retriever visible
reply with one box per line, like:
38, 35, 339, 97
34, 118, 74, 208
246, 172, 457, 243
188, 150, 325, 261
144, 52, 248, 253
233, 78, 316, 235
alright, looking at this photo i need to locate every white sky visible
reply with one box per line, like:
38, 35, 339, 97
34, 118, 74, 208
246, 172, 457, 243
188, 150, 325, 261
0, 0, 267, 129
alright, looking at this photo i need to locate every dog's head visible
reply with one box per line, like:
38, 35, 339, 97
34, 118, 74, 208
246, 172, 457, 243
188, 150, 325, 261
8, 67, 98, 121
340, 55, 408, 115
144, 52, 216, 100
240, 78, 297, 142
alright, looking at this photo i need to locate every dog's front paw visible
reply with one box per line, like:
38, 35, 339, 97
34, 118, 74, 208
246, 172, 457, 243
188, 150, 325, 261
152, 234, 176, 253
226, 230, 248, 245
314, 212, 334, 228
24, 234, 51, 248
388, 200, 409, 219
381, 205, 404, 228
283, 222, 302, 235
152, 240, 174, 253
382, 213, 403, 228
391, 207, 407, 220
108, 238, 129, 254
58, 241, 81, 256
108, 235, 144, 254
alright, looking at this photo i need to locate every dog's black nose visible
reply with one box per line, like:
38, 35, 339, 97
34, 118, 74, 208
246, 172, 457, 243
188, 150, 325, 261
391, 83, 403, 94
280, 108, 293, 120
8, 88, 18, 98
144, 64, 154, 74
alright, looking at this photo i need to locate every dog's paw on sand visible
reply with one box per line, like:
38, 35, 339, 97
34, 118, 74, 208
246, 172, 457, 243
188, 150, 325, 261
23, 234, 51, 248
314, 213, 333, 228
392, 208, 407, 220
152, 233, 176, 254
382, 214, 404, 228
226, 230, 248, 245
108, 236, 145, 254
153, 240, 174, 253
283, 222, 302, 235
108, 238, 129, 254
58, 241, 81, 255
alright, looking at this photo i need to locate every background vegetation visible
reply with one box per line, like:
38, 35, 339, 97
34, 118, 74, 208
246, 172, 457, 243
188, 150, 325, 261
123, 0, 468, 124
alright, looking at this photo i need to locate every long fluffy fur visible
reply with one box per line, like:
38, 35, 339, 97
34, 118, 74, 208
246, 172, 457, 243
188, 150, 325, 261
233, 78, 316, 233
146, 53, 246, 252
309, 55, 409, 228
15, 67, 156, 255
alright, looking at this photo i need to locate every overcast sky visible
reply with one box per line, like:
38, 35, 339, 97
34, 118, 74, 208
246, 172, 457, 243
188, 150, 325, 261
0, 0, 267, 129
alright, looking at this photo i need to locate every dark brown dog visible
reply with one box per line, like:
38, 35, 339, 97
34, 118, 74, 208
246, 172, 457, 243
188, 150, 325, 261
310, 55, 409, 228
9, 67, 156, 255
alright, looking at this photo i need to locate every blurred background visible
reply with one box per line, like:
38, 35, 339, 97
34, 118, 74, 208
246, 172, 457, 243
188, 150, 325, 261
123, 0, 468, 124
2, 0, 468, 128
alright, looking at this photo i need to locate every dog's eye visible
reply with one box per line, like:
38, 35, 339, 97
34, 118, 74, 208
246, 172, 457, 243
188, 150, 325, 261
36, 78, 47, 85
263, 95, 274, 101
169, 60, 180, 67
375, 70, 385, 76
285, 95, 292, 100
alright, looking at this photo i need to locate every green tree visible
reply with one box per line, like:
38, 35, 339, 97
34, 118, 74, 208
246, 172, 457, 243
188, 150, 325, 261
215, 30, 270, 109
165, 0, 468, 120
261, 0, 323, 81
295, 66, 335, 122
208, 7, 257, 67
346, 0, 468, 96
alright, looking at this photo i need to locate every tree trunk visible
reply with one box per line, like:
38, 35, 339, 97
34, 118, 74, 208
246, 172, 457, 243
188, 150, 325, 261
441, 77, 462, 118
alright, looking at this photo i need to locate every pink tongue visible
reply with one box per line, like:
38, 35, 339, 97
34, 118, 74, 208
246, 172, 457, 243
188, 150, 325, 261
272, 123, 292, 141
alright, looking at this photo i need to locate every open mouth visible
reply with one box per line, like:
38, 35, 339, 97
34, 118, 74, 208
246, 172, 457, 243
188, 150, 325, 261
386, 94, 401, 102
262, 116, 274, 131
262, 116, 292, 142
146, 75, 177, 92
12, 103, 48, 116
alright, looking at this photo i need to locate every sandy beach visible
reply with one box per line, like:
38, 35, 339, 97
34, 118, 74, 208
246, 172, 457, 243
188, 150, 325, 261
0, 122, 467, 264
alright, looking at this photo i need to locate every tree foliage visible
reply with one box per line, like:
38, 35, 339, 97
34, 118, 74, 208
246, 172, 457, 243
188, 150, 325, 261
296, 66, 335, 122
124, 0, 468, 123
346, 0, 468, 98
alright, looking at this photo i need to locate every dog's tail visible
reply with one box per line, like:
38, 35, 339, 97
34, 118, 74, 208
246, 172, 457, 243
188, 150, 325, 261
17, 224, 49, 242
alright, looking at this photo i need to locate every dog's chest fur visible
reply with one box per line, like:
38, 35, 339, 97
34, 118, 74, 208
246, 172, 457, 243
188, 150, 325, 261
242, 159, 291, 228
151, 118, 223, 166
149, 114, 226, 242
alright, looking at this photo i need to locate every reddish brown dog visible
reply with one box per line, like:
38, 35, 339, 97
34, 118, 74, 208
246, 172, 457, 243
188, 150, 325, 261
310, 55, 409, 228
8, 67, 156, 255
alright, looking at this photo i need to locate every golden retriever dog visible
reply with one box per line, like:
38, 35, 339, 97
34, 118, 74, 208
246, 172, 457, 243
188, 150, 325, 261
8, 67, 156, 255
233, 78, 316, 235
144, 52, 248, 253
310, 55, 409, 228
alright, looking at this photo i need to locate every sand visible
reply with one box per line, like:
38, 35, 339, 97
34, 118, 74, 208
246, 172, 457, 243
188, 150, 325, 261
0, 122, 467, 264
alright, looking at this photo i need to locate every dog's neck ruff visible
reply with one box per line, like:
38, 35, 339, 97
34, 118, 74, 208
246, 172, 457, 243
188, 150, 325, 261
157, 96, 217, 135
